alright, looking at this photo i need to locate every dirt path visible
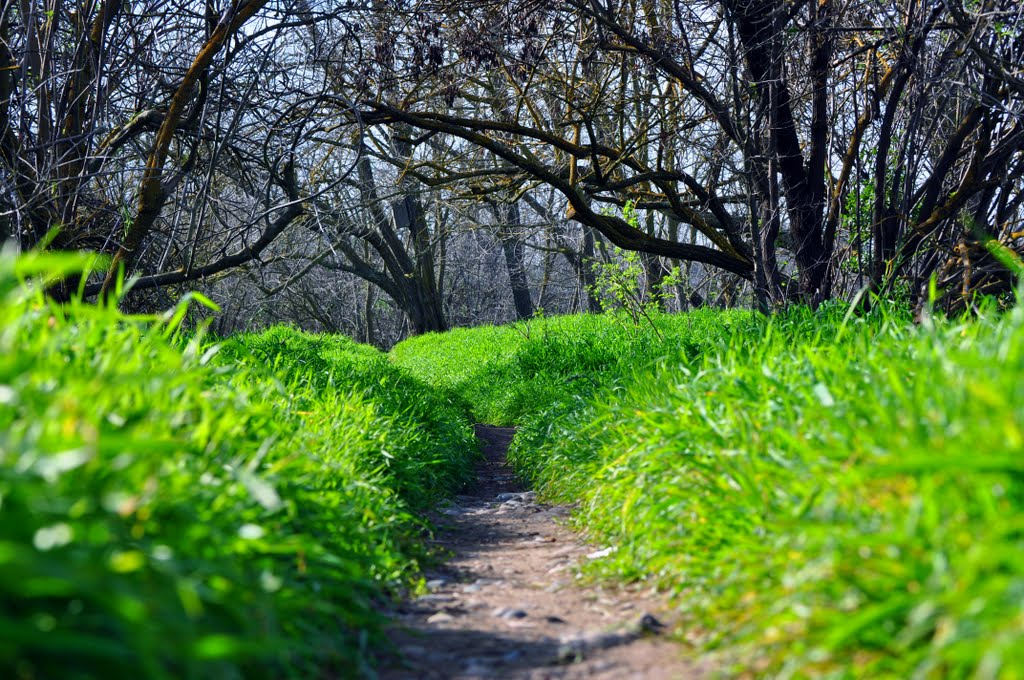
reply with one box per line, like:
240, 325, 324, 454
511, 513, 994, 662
378, 425, 707, 679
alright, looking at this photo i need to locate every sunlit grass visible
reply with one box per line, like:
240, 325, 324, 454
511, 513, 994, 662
8, 248, 1023, 678
390, 309, 753, 425
0, 255, 476, 678
398, 301, 1024, 678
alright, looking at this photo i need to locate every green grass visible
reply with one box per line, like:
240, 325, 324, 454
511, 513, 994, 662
7, 248, 1024, 678
514, 304, 1024, 678
395, 303, 1024, 678
0, 255, 476, 678
390, 310, 754, 425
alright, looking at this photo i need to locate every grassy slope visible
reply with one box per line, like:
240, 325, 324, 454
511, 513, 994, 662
0, 258, 476, 678
390, 310, 753, 425
393, 305, 1024, 678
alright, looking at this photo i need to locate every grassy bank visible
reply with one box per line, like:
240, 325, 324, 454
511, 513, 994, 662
390, 310, 754, 425
394, 304, 1024, 678
7, 244, 1023, 678
0, 256, 475, 678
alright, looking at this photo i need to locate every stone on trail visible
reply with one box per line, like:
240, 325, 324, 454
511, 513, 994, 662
501, 649, 523, 663
557, 630, 638, 662
492, 607, 529, 619
554, 612, 667, 662
495, 491, 536, 503
635, 612, 667, 633
426, 611, 455, 624
461, 660, 496, 676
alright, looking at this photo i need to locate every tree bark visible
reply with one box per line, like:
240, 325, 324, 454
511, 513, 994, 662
491, 202, 534, 320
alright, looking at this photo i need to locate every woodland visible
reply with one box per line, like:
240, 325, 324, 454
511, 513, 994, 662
2, 0, 1024, 678
2, 0, 1022, 338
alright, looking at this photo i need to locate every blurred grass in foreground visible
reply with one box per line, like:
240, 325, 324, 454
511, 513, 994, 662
0, 253, 476, 678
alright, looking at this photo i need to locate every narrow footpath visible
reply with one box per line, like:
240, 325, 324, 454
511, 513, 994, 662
379, 426, 707, 679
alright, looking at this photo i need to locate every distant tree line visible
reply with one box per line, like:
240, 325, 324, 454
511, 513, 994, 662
1, 0, 1021, 340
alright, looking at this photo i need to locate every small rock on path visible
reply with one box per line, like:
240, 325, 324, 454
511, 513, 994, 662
377, 425, 707, 679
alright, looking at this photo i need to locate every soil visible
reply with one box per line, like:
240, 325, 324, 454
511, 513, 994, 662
377, 425, 708, 679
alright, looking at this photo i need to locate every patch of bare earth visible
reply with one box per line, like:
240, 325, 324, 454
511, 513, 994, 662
377, 425, 708, 679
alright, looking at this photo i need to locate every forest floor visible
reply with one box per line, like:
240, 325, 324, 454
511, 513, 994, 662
378, 425, 708, 679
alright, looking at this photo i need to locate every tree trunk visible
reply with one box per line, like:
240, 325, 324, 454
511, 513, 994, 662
494, 202, 534, 320
363, 276, 376, 345
726, 0, 832, 303
392, 191, 447, 334
580, 226, 601, 312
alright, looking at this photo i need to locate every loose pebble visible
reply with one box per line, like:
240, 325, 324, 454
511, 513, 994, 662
491, 607, 529, 619
558, 630, 637, 662
462, 660, 495, 676
426, 611, 455, 624
501, 649, 523, 663
636, 612, 667, 632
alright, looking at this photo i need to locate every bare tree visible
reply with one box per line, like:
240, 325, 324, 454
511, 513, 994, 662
5, 0, 1021, 329
347, 0, 1023, 309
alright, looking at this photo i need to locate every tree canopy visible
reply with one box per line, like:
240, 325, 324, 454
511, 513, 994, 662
2, 0, 1022, 334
